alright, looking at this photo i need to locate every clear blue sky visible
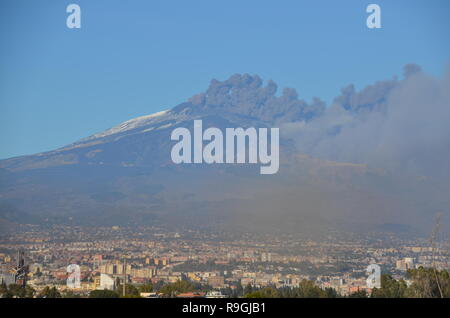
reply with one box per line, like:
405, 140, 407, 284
0, 0, 449, 159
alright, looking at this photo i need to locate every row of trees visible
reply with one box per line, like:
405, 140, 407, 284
243, 268, 450, 298
372, 268, 450, 298
89, 282, 154, 298
190, 280, 330, 298
244, 280, 338, 298
0, 284, 62, 298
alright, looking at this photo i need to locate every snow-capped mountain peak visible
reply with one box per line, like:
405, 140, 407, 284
84, 109, 169, 141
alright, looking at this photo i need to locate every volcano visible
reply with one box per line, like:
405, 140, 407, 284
0, 73, 447, 235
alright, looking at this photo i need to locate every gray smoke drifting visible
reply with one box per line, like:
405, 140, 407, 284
184, 73, 326, 124
282, 64, 450, 181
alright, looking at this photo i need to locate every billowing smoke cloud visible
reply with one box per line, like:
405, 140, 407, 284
181, 73, 326, 124
282, 64, 450, 181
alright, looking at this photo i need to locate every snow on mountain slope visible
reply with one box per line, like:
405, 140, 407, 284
83, 109, 169, 141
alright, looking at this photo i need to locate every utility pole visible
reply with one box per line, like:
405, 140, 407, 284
122, 258, 126, 297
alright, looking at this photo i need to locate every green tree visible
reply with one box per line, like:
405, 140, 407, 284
245, 287, 280, 298
89, 290, 119, 298
0, 284, 35, 298
24, 285, 35, 298
159, 280, 195, 297
116, 284, 141, 297
244, 291, 264, 298
371, 274, 407, 298
63, 290, 81, 298
348, 289, 368, 298
233, 281, 244, 297
0, 283, 7, 297
37, 286, 61, 298
323, 287, 338, 298
138, 282, 153, 293
406, 267, 450, 298
293, 279, 327, 298
6, 284, 26, 298
243, 283, 253, 295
